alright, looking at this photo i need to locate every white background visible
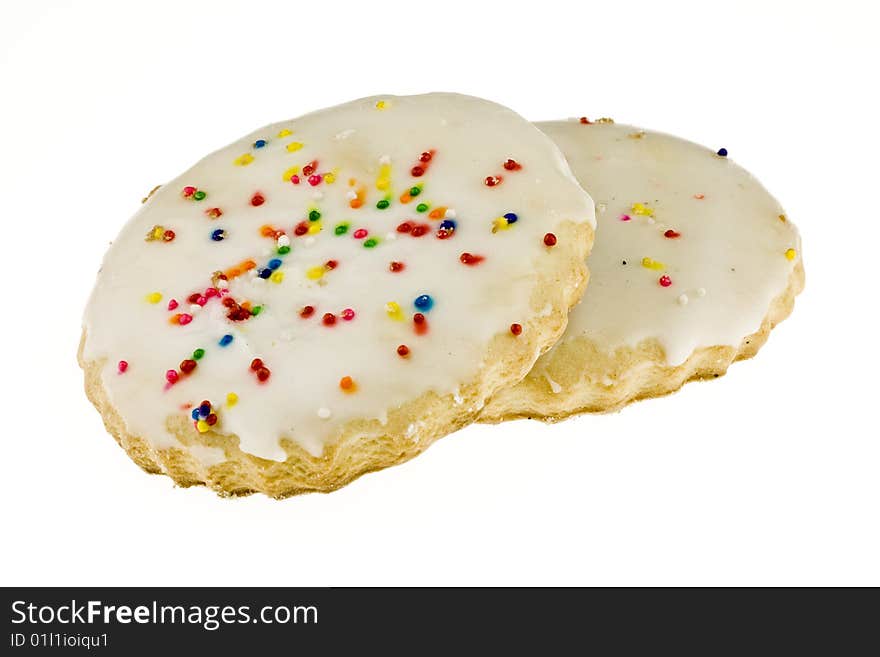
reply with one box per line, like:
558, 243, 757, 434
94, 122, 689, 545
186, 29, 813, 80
1, 0, 877, 586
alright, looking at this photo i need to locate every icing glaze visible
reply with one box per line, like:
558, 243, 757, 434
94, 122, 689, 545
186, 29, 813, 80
82, 94, 595, 461
533, 120, 801, 369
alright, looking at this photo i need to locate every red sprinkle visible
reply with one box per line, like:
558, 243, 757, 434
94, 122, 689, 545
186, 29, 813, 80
579, 117, 592, 124
389, 261, 405, 272
308, 174, 322, 186
251, 193, 265, 207
341, 308, 355, 321
165, 370, 179, 384
180, 359, 197, 374
206, 413, 218, 426
411, 224, 428, 237
256, 367, 271, 382
410, 165, 425, 177
167, 299, 178, 311
543, 233, 557, 247
178, 313, 193, 325
659, 275, 672, 287
396, 222, 413, 233
664, 229, 681, 239
419, 151, 433, 163
413, 312, 428, 335
182, 186, 196, 197
397, 344, 410, 357
303, 161, 317, 176
353, 228, 368, 239
510, 323, 523, 336
323, 313, 336, 326
290, 175, 301, 185
250, 358, 264, 371
325, 260, 338, 270
460, 252, 485, 266
163, 230, 175, 242
300, 305, 315, 318
117, 360, 128, 374
294, 222, 309, 236
503, 159, 522, 171
206, 208, 223, 219
484, 175, 502, 187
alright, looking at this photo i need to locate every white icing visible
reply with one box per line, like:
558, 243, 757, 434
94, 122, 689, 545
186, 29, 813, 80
83, 94, 594, 462
535, 121, 800, 367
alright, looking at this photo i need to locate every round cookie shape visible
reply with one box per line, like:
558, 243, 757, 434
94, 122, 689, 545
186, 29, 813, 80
481, 120, 803, 422
80, 93, 595, 496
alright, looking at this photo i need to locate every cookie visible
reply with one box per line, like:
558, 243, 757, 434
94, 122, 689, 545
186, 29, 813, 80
79, 94, 595, 497
481, 120, 803, 422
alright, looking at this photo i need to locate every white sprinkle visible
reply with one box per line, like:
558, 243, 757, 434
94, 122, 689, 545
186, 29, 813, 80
189, 304, 201, 314
677, 294, 689, 306
217, 280, 229, 289
277, 235, 290, 247
317, 407, 331, 419
334, 128, 355, 140
346, 190, 358, 200
444, 208, 457, 219
379, 154, 391, 165
697, 287, 707, 297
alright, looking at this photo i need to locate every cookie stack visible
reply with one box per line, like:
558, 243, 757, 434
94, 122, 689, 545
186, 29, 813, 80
80, 94, 803, 497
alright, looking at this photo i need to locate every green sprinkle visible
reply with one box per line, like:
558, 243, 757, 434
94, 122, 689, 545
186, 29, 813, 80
277, 245, 291, 255
334, 223, 349, 235
416, 203, 429, 213
376, 199, 390, 210
409, 186, 421, 197
192, 348, 205, 360
251, 306, 263, 316
308, 210, 321, 221
193, 190, 206, 201
363, 238, 379, 248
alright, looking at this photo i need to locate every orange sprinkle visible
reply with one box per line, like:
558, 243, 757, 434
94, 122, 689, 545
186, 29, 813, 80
226, 267, 242, 278
339, 376, 356, 392
694, 193, 705, 200
428, 206, 447, 220
242, 260, 257, 271
399, 191, 412, 204
260, 224, 275, 237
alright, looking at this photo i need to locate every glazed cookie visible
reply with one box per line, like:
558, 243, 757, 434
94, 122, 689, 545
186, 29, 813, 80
481, 120, 803, 422
80, 94, 595, 497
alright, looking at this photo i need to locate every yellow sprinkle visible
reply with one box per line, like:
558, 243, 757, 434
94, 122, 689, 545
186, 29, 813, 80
492, 217, 510, 233
196, 420, 210, 433
376, 177, 390, 191
226, 392, 238, 407
324, 172, 336, 184
306, 265, 325, 280
282, 165, 300, 182
307, 220, 322, 235
270, 271, 284, 283
146, 292, 162, 304
375, 100, 387, 110
234, 153, 254, 166
286, 141, 304, 152
631, 202, 654, 217
385, 301, 403, 321
596, 117, 615, 124
778, 214, 787, 222
151, 226, 164, 240
641, 257, 666, 271
277, 129, 292, 138
785, 248, 797, 261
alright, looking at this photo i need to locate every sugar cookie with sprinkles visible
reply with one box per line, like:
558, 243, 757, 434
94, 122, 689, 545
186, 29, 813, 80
481, 120, 803, 422
79, 93, 595, 497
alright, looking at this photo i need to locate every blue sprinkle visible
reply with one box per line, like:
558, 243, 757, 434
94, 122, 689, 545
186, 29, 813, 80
267, 258, 282, 270
211, 228, 226, 241
503, 212, 518, 223
258, 268, 272, 279
218, 334, 233, 347
191, 409, 200, 420
198, 403, 211, 418
253, 139, 267, 149
439, 219, 457, 231
716, 147, 728, 157
414, 294, 434, 311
